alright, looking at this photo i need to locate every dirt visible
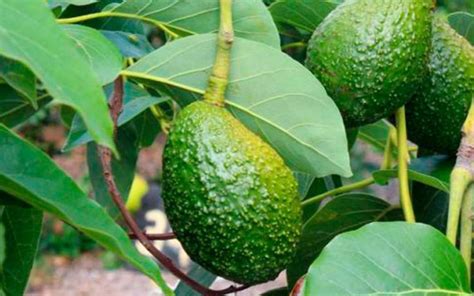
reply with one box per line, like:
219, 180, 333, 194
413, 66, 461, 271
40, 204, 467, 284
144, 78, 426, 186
27, 254, 162, 296
27, 253, 286, 296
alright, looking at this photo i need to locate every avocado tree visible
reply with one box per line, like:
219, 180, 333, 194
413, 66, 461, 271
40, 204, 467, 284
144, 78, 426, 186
0, 0, 474, 295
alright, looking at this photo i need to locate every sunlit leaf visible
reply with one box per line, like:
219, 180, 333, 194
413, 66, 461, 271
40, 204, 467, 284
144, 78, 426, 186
269, 0, 342, 33
287, 194, 401, 288
0, 0, 115, 150
126, 34, 351, 177
62, 24, 122, 85
102, 0, 280, 48
303, 222, 471, 295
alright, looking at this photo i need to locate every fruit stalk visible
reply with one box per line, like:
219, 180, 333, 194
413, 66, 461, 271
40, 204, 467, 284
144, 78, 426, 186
460, 185, 473, 277
203, 0, 234, 106
395, 107, 416, 223
447, 98, 474, 247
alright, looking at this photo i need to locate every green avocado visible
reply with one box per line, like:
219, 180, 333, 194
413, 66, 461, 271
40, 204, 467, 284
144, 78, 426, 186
305, 0, 433, 127
406, 16, 474, 155
162, 101, 302, 285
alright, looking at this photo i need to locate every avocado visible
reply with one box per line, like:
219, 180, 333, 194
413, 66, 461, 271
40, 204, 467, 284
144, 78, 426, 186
406, 16, 474, 155
305, 0, 433, 127
162, 101, 302, 285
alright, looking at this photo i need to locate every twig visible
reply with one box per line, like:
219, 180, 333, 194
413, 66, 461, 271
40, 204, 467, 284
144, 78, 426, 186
129, 232, 176, 240
99, 76, 248, 295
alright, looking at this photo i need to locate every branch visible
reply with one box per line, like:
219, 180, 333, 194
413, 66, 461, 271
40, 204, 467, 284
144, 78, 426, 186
99, 76, 248, 296
447, 97, 474, 245
129, 232, 176, 240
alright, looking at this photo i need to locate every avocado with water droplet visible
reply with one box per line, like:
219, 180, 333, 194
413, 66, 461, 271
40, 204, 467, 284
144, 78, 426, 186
305, 0, 433, 127
406, 16, 474, 155
162, 101, 302, 285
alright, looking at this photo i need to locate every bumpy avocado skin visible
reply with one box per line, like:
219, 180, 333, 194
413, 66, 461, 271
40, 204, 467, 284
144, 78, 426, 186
162, 101, 302, 285
406, 17, 474, 155
305, 0, 433, 127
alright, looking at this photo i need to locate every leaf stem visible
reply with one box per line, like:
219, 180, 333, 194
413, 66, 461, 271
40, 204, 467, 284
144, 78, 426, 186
120, 70, 204, 95
203, 0, 234, 106
460, 184, 473, 277
395, 107, 415, 223
301, 177, 375, 207
281, 41, 307, 51
150, 105, 171, 134
57, 11, 179, 38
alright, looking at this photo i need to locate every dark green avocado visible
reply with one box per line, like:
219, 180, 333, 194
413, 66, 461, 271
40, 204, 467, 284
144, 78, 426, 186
406, 16, 474, 155
162, 101, 302, 285
305, 0, 433, 127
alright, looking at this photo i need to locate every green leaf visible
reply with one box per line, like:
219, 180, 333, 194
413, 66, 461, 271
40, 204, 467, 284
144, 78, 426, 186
64, 81, 167, 151
129, 107, 162, 147
0, 220, 4, 269
374, 169, 449, 192
49, 0, 98, 6
174, 263, 216, 296
413, 183, 449, 233
0, 202, 42, 296
87, 125, 139, 220
0, 214, 4, 296
269, 0, 342, 33
126, 34, 351, 177
346, 128, 359, 150
440, 0, 474, 14
0, 0, 115, 151
409, 156, 453, 232
0, 57, 36, 107
294, 174, 342, 221
0, 84, 52, 128
62, 24, 122, 85
448, 12, 474, 45
0, 192, 30, 208
0, 125, 172, 295
101, 31, 154, 58
295, 172, 318, 198
358, 120, 392, 152
105, 0, 280, 48
302, 222, 471, 295
372, 156, 453, 193
287, 194, 402, 288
